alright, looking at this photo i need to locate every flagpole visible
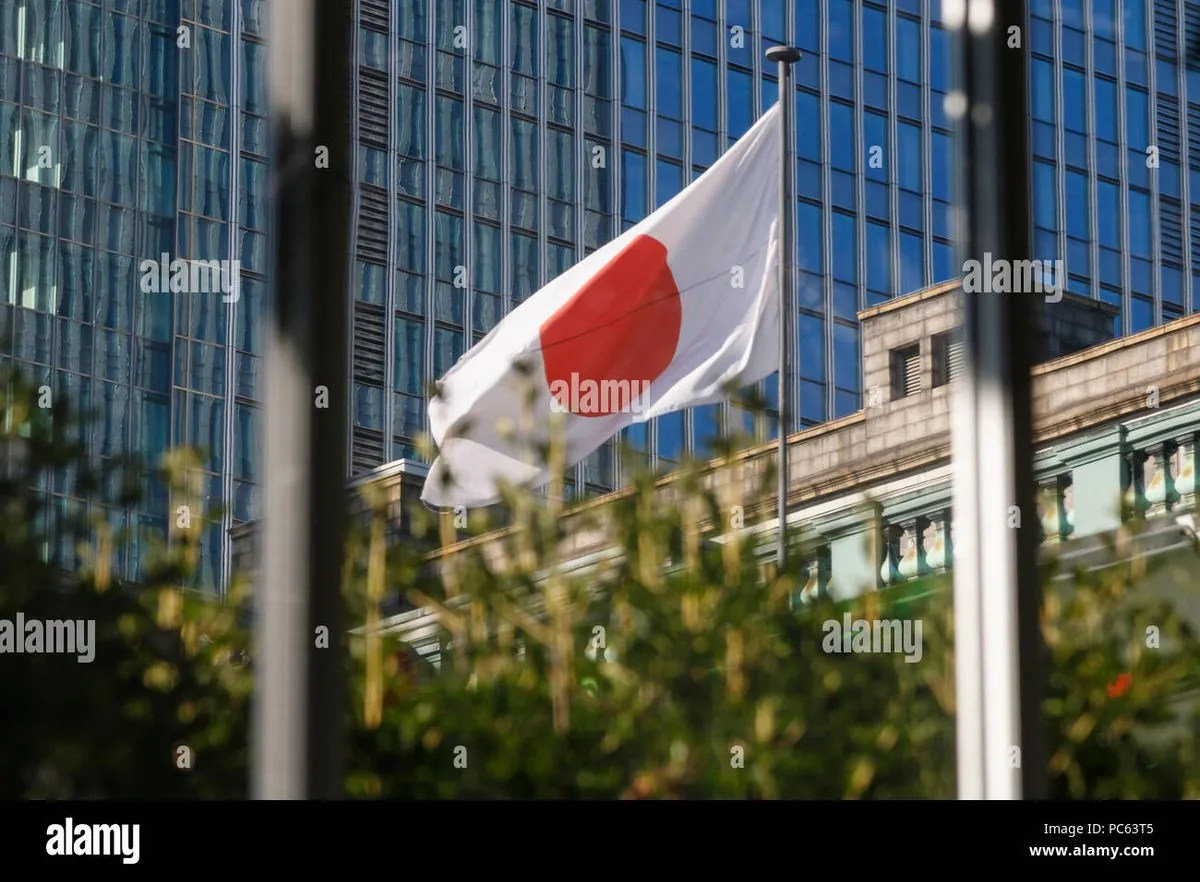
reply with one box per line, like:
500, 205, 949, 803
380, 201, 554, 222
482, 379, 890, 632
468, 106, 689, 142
766, 46, 800, 572
948, 0, 1045, 799
256, 0, 350, 798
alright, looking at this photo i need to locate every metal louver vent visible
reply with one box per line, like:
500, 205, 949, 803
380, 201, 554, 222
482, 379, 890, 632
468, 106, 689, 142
1186, 2, 1200, 70
359, 0, 389, 32
892, 344, 921, 398
358, 67, 389, 148
903, 351, 921, 396
1157, 96, 1180, 164
1190, 211, 1200, 266
947, 339, 964, 382
352, 427, 385, 475
1188, 105, 1200, 168
932, 333, 960, 387
356, 185, 388, 263
1161, 198, 1183, 264
353, 301, 386, 385
1154, 0, 1178, 60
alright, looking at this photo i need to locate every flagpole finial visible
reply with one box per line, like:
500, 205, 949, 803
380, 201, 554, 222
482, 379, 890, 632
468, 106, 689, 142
765, 46, 802, 65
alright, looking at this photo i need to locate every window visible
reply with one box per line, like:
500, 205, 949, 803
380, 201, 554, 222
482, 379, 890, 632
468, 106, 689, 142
899, 231, 924, 294
655, 159, 682, 208
931, 132, 953, 202
930, 26, 949, 91
727, 68, 753, 137
473, 221, 501, 294
621, 149, 646, 222
656, 4, 682, 45
932, 332, 963, 387
547, 13, 574, 87
620, 36, 646, 108
1124, 0, 1146, 50
829, 0, 854, 62
511, 231, 539, 301
434, 97, 464, 169
1062, 69, 1086, 133
1031, 59, 1055, 123
833, 322, 860, 416
620, 0, 645, 35
691, 14, 717, 56
546, 127, 575, 202
394, 318, 425, 395
798, 313, 826, 382
863, 6, 887, 73
831, 212, 856, 282
864, 111, 887, 182
474, 106, 501, 179
691, 59, 717, 129
896, 16, 921, 82
583, 25, 611, 97
1033, 161, 1057, 229
511, 117, 538, 190
656, 48, 682, 118
866, 221, 891, 294
1094, 77, 1117, 143
891, 343, 921, 399
1128, 190, 1151, 257
897, 122, 922, 193
434, 327, 463, 377
656, 412, 683, 464
511, 3, 538, 75
474, 0, 501, 62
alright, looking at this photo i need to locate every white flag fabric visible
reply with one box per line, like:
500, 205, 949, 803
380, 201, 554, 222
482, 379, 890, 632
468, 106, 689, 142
421, 102, 782, 508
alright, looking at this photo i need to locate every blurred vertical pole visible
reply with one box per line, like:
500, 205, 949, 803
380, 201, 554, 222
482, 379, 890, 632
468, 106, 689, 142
255, 0, 350, 798
765, 46, 801, 572
948, 0, 1046, 799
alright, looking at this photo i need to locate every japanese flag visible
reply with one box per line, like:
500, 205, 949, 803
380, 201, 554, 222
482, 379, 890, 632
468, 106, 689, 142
422, 102, 782, 508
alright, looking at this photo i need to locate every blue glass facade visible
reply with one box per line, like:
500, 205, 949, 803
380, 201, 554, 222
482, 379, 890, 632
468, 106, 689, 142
0, 0, 268, 593
1029, 0, 1198, 334
7, 0, 1200, 592
376, 1, 941, 493
376, 0, 1200, 503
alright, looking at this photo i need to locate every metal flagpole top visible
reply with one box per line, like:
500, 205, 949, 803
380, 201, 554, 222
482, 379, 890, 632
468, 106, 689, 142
765, 46, 802, 64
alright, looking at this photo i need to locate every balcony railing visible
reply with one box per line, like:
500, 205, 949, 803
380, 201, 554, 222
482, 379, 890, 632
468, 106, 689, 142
790, 410, 1199, 599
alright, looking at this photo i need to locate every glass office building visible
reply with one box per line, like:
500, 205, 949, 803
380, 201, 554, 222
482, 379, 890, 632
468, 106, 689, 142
5, 0, 1199, 593
0, 0, 269, 592
376, 0, 1200, 503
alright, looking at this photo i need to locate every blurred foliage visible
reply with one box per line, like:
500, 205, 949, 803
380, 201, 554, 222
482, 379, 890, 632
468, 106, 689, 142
0, 368, 250, 798
2, 366, 1198, 798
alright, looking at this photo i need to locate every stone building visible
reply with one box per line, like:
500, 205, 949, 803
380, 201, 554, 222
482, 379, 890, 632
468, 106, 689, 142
232, 280, 1200, 665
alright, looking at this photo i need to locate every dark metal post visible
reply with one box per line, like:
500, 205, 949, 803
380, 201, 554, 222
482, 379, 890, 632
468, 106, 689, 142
766, 46, 801, 571
948, 0, 1046, 798
255, 0, 351, 798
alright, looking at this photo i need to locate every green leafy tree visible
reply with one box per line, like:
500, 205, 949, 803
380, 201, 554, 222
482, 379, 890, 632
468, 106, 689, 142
0, 368, 251, 798
2, 367, 1198, 798
345, 389, 1200, 799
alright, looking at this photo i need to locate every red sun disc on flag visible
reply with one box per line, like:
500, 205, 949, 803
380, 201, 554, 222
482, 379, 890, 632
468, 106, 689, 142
539, 234, 682, 417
